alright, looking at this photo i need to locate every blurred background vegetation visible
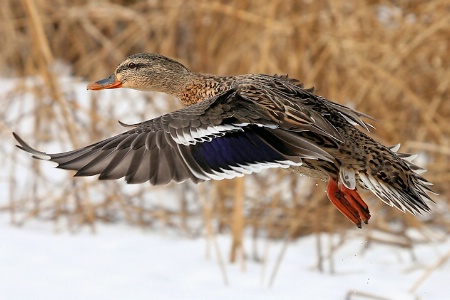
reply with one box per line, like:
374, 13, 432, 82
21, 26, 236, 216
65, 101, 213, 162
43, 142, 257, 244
1, 0, 449, 263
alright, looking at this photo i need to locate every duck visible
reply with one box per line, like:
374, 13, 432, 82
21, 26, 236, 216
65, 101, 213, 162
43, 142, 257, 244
13, 53, 435, 228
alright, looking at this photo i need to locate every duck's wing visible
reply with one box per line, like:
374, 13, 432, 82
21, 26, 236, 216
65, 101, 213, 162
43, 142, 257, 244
234, 75, 376, 145
13, 88, 335, 186
253, 74, 375, 132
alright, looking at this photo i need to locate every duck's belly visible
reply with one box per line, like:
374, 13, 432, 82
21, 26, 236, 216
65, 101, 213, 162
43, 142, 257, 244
288, 161, 332, 182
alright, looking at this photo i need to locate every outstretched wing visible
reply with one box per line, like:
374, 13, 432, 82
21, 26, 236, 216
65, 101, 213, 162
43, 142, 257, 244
235, 75, 375, 140
14, 88, 337, 186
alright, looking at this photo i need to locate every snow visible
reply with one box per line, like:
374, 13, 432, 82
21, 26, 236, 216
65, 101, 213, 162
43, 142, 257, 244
1, 221, 449, 300
1, 75, 449, 300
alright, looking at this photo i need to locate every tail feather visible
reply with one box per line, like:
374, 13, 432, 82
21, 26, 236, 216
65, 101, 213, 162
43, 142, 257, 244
357, 145, 435, 215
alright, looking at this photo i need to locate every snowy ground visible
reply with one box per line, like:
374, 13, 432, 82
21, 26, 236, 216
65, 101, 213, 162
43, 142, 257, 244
1, 75, 449, 300
1, 220, 449, 300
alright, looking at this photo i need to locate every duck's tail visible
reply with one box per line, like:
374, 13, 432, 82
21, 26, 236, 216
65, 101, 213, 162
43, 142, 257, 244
355, 144, 435, 215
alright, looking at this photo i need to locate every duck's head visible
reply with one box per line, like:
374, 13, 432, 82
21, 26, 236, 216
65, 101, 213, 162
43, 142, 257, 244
87, 53, 193, 94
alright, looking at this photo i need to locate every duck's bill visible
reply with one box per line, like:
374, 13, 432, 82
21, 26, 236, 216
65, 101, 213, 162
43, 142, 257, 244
87, 74, 122, 90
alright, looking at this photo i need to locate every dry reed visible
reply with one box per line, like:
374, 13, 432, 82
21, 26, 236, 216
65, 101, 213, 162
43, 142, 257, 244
1, 0, 449, 272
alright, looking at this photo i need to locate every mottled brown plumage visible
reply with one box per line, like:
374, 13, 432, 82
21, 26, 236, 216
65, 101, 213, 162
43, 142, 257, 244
13, 53, 435, 228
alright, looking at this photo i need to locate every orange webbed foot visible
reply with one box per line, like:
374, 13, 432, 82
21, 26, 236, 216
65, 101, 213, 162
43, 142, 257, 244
326, 178, 371, 228
340, 185, 371, 225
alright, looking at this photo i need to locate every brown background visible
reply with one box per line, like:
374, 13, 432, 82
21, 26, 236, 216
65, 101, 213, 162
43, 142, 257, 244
1, 0, 449, 261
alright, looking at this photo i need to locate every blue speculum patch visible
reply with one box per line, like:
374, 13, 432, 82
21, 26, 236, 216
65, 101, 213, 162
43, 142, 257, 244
191, 129, 285, 172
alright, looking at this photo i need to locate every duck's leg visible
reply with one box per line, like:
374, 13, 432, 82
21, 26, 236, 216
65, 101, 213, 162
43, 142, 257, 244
326, 178, 371, 228
327, 179, 362, 227
340, 185, 371, 224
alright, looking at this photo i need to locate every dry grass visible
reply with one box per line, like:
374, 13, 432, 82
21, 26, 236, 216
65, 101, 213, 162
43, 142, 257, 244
1, 0, 449, 266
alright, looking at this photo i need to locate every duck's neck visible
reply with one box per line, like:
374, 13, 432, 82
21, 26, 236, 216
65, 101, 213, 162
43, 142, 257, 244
176, 73, 235, 105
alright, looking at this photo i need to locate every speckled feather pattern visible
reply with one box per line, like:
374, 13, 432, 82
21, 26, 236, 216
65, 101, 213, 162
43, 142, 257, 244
14, 53, 434, 218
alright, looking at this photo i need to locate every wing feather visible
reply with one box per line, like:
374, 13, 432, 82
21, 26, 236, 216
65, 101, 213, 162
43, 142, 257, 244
13, 75, 381, 188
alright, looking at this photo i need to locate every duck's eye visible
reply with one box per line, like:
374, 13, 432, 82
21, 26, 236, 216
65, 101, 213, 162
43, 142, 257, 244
128, 62, 137, 69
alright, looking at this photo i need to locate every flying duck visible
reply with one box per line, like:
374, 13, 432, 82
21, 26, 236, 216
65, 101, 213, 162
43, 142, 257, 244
13, 53, 435, 228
